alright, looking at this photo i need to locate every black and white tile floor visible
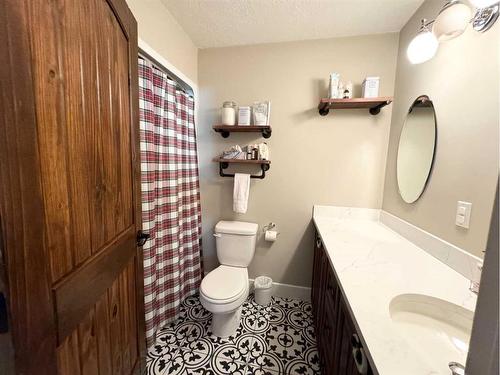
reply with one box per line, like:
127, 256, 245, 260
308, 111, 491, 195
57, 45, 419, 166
146, 294, 321, 375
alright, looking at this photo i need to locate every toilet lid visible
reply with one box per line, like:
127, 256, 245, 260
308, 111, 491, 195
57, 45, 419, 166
200, 266, 247, 302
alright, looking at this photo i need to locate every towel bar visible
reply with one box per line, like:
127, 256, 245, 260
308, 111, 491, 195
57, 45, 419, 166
218, 161, 270, 179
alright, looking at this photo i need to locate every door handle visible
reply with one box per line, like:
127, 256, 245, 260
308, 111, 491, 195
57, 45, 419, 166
136, 231, 150, 247
213, 233, 222, 238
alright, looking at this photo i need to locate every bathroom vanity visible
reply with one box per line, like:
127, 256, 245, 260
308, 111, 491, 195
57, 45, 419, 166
311, 206, 478, 375
312, 233, 372, 375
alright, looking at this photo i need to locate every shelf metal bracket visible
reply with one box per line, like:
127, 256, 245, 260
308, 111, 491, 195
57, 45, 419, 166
318, 103, 330, 116
218, 161, 270, 179
262, 128, 272, 138
215, 127, 272, 139
369, 100, 391, 115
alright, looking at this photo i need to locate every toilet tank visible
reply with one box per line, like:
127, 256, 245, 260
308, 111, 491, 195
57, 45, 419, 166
214, 221, 258, 267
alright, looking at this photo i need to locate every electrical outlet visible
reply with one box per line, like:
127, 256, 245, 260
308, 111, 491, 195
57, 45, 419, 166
456, 201, 472, 229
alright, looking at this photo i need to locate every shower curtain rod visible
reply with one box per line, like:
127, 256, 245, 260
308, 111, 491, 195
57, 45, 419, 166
138, 48, 194, 97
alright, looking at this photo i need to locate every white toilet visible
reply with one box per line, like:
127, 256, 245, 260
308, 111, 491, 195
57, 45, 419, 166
200, 220, 258, 338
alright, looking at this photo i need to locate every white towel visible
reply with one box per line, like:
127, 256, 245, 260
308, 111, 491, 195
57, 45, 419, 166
233, 173, 250, 214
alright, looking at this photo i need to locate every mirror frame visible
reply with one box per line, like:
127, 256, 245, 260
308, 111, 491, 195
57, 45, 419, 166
396, 95, 437, 204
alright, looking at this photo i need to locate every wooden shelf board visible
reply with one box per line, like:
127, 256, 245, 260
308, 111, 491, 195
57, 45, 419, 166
318, 97, 393, 110
213, 125, 272, 132
213, 158, 271, 165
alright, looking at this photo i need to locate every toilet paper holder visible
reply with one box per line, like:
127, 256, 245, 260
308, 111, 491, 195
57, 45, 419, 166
262, 222, 279, 236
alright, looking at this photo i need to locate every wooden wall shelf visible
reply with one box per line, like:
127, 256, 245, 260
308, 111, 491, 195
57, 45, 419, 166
212, 158, 270, 165
318, 97, 393, 116
213, 125, 272, 139
213, 158, 271, 179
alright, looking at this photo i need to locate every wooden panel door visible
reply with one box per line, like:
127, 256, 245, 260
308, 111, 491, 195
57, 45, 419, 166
0, 0, 145, 374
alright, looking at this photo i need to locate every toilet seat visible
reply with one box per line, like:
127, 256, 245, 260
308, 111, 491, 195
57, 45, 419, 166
200, 265, 248, 304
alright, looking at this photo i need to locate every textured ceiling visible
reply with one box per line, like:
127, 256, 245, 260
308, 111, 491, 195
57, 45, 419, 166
162, 0, 424, 49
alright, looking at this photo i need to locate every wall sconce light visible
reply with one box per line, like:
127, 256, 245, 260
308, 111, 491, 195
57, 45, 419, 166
407, 0, 499, 64
433, 1, 471, 41
470, 0, 500, 32
407, 20, 439, 64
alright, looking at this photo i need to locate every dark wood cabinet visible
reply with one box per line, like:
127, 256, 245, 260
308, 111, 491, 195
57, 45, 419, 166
312, 231, 374, 375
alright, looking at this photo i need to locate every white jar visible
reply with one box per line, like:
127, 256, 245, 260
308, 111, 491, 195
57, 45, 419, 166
221, 101, 236, 125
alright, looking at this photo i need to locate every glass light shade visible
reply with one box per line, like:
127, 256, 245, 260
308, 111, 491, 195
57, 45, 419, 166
407, 29, 439, 64
433, 1, 472, 41
469, 0, 500, 8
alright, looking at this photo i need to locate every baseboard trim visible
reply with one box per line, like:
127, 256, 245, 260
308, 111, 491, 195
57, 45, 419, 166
249, 279, 311, 301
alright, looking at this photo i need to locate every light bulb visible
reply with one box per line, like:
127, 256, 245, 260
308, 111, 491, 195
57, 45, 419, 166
469, 0, 500, 8
407, 28, 439, 64
433, 1, 472, 41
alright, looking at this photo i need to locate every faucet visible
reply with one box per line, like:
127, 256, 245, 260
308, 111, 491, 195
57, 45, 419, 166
469, 262, 483, 294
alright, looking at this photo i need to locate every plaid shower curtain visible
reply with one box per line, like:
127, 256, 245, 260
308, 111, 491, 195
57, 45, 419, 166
138, 57, 202, 346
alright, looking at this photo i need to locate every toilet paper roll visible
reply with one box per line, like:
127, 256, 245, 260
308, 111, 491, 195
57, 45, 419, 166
265, 230, 278, 242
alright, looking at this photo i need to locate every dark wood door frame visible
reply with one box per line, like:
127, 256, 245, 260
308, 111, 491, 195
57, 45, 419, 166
0, 0, 145, 373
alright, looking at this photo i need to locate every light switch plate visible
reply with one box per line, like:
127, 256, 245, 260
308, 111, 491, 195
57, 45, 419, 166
456, 201, 472, 229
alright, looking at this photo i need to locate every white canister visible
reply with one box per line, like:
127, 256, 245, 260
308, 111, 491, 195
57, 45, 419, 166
238, 106, 251, 126
221, 101, 236, 125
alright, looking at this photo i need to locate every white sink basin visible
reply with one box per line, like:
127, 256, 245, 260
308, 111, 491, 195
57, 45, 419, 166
389, 294, 473, 374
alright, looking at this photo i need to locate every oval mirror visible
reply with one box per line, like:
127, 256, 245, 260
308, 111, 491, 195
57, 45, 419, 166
397, 95, 436, 203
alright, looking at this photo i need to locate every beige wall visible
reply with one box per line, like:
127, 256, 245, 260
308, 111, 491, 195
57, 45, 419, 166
198, 34, 399, 287
382, 1, 499, 258
126, 0, 198, 83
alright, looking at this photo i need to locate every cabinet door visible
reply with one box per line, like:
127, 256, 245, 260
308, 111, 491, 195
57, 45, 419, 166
311, 233, 322, 318
338, 298, 373, 375
311, 232, 374, 375
319, 294, 337, 374
312, 233, 326, 369
313, 234, 328, 328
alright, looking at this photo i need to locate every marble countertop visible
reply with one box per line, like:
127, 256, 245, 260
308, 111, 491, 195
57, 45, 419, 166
312, 205, 477, 375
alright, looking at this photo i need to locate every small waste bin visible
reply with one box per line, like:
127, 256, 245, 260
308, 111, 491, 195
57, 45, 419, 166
254, 276, 273, 305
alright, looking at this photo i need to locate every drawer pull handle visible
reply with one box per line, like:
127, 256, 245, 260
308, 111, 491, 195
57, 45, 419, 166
351, 334, 368, 375
316, 238, 322, 249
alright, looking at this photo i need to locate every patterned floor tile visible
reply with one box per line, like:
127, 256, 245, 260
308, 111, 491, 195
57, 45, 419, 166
147, 346, 179, 375
246, 363, 280, 375
260, 324, 309, 365
185, 311, 255, 353
272, 297, 303, 310
146, 293, 320, 375
166, 347, 248, 375
244, 302, 286, 334
246, 335, 286, 374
